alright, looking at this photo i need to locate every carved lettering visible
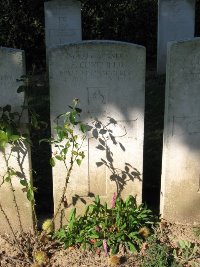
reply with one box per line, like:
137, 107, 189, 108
52, 50, 131, 82
0, 74, 15, 82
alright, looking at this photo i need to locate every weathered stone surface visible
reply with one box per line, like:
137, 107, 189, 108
49, 41, 145, 226
0, 48, 33, 234
161, 38, 200, 224
44, 0, 82, 49
157, 0, 195, 74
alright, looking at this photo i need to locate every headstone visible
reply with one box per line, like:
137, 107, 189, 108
161, 38, 200, 224
49, 41, 145, 226
44, 0, 82, 49
157, 0, 195, 74
0, 48, 33, 233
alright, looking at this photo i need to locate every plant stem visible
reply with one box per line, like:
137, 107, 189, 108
9, 180, 23, 232
53, 161, 74, 221
0, 201, 25, 256
2, 148, 23, 233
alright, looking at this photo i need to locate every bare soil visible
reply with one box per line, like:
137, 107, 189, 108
0, 222, 199, 267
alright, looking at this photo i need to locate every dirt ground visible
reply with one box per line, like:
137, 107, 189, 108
0, 222, 199, 267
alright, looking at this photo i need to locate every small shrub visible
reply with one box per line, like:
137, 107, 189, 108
141, 235, 178, 267
173, 240, 199, 266
54, 194, 155, 255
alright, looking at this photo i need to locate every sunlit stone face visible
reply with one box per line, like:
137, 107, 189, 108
161, 38, 200, 224
0, 48, 33, 234
49, 41, 146, 226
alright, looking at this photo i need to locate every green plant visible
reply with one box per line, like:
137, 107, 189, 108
0, 103, 37, 226
0, 76, 51, 265
173, 240, 199, 266
41, 98, 87, 223
141, 235, 178, 267
193, 226, 200, 240
54, 194, 155, 255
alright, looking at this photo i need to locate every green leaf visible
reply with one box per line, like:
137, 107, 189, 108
50, 157, 56, 167
72, 150, 78, 156
69, 112, 76, 124
89, 234, 99, 239
128, 241, 136, 252
62, 147, 68, 155
95, 195, 100, 205
75, 107, 82, 113
111, 244, 119, 255
0, 140, 7, 148
20, 179, 28, 187
55, 155, 63, 161
80, 123, 86, 133
0, 130, 8, 147
27, 188, 34, 201
76, 159, 82, 166
68, 208, 76, 231
94, 240, 102, 247
58, 130, 65, 141
76, 236, 84, 243
0, 130, 8, 140
9, 135, 20, 142
5, 175, 11, 182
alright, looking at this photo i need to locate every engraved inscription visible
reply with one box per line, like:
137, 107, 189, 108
55, 50, 131, 82
0, 74, 15, 82
87, 87, 107, 114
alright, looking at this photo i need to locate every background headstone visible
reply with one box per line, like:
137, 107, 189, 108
44, 0, 82, 49
0, 48, 33, 233
161, 38, 200, 224
49, 41, 145, 226
157, 0, 195, 74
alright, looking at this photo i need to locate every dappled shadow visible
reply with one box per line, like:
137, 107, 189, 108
13, 141, 29, 182
87, 117, 142, 197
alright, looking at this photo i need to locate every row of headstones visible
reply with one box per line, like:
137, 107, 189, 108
0, 0, 200, 233
1, 38, 200, 233
44, 0, 196, 74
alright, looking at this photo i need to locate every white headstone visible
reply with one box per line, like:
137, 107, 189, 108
44, 0, 82, 49
157, 0, 195, 74
161, 38, 200, 224
0, 48, 33, 233
49, 41, 145, 225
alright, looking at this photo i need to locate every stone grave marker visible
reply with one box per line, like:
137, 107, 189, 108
0, 48, 33, 233
44, 0, 82, 49
48, 41, 145, 226
161, 38, 200, 224
157, 0, 195, 74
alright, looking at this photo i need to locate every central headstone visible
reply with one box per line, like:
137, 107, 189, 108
161, 38, 200, 224
49, 41, 145, 225
44, 0, 82, 49
0, 48, 33, 234
157, 0, 195, 74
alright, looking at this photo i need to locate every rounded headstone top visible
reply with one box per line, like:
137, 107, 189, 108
0, 46, 24, 52
49, 40, 145, 53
